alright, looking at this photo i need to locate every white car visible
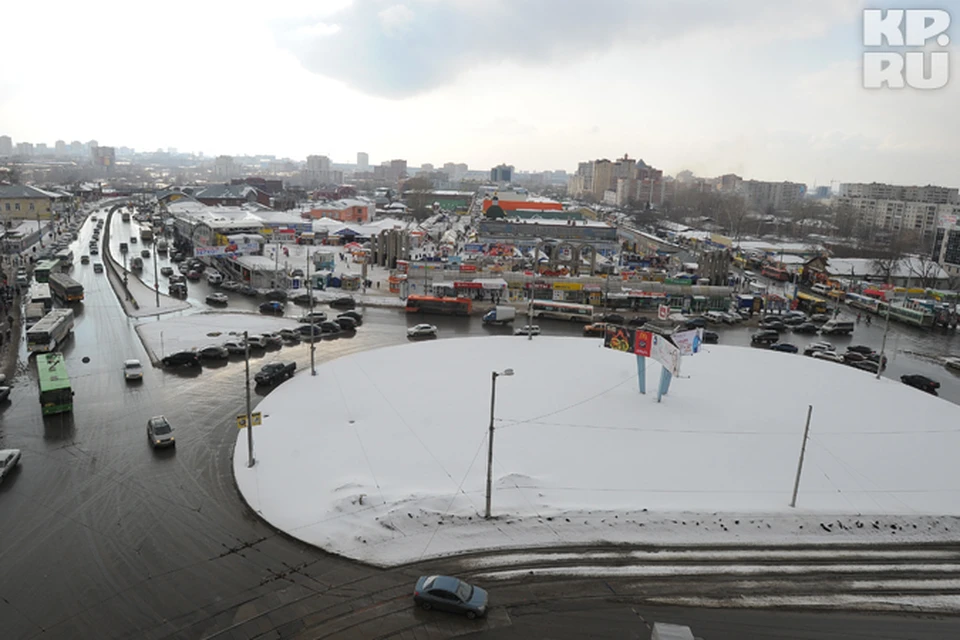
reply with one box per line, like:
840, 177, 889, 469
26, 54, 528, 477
811, 350, 844, 364
206, 292, 228, 305
514, 325, 541, 336
223, 340, 247, 354
407, 324, 438, 338
0, 449, 22, 481
123, 359, 144, 381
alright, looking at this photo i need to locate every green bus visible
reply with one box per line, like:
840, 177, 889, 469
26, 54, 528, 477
34, 259, 62, 284
37, 352, 74, 415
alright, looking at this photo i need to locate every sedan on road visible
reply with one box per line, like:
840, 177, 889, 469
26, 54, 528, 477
338, 310, 363, 325
147, 416, 175, 449
160, 266, 174, 277
259, 301, 285, 315
514, 324, 541, 336
0, 449, 22, 482
298, 311, 327, 324
901, 374, 940, 395
330, 296, 356, 309
123, 359, 144, 381
162, 351, 200, 368
408, 324, 438, 338
198, 345, 229, 360
206, 292, 228, 305
413, 575, 487, 619
771, 343, 799, 353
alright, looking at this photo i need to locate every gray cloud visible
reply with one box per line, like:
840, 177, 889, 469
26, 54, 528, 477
272, 0, 857, 98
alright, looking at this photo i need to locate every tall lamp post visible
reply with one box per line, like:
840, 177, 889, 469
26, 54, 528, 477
876, 303, 891, 381
485, 368, 514, 519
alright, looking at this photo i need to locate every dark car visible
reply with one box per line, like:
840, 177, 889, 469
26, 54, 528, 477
761, 319, 786, 332
413, 575, 488, 619
329, 296, 356, 309
259, 301, 285, 315
601, 313, 625, 325
843, 351, 867, 364
684, 317, 707, 329
847, 345, 874, 355
291, 291, 315, 305
160, 266, 174, 277
792, 322, 819, 334
338, 310, 363, 325
811, 313, 831, 323
254, 362, 296, 386
627, 316, 651, 327
701, 330, 719, 344
771, 343, 799, 353
852, 360, 881, 373
782, 315, 807, 326
170, 252, 184, 262
168, 283, 188, 298
751, 330, 780, 345
186, 270, 202, 281
162, 351, 200, 368
197, 345, 229, 360
239, 285, 259, 297
169, 274, 186, 285
265, 289, 288, 301
296, 324, 324, 341
320, 321, 341, 334
335, 316, 358, 331
900, 374, 940, 394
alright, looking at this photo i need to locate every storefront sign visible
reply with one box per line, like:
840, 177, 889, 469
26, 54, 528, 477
553, 282, 583, 291
454, 281, 483, 289
459, 264, 478, 273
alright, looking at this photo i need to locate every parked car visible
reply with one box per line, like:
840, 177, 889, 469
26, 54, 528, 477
627, 316, 651, 327
812, 351, 845, 364
782, 315, 807, 326
123, 359, 143, 381
600, 313, 625, 325
147, 416, 175, 449
702, 330, 719, 344
792, 322, 819, 334
842, 351, 867, 364
683, 317, 708, 329
335, 316, 358, 331
168, 283, 188, 298
296, 324, 324, 341
751, 330, 780, 345
279, 328, 302, 342
900, 374, 940, 394
93, 263, 104, 273
207, 272, 223, 285
169, 274, 186, 285
291, 291, 315, 305
170, 251, 184, 262
583, 322, 608, 337
223, 340, 247, 355
265, 289, 288, 301
246, 335, 267, 349
803, 341, 836, 357
852, 360, 881, 374
89, 246, 99, 255
330, 296, 356, 309
407, 323, 438, 338
260, 332, 283, 347
298, 311, 328, 324
186, 270, 202, 281
206, 292, 229, 305
162, 351, 200, 368
514, 324, 541, 336
760, 319, 786, 332
338, 310, 363, 325
198, 345, 229, 360
239, 285, 259, 297
319, 321, 342, 335
847, 345, 874, 355
0, 386, 10, 403
259, 301, 285, 315
254, 362, 297, 386
130, 236, 138, 244
160, 266, 174, 277
810, 313, 831, 323
81, 254, 90, 264
771, 343, 799, 353
413, 575, 488, 620
719, 312, 742, 325
141, 249, 150, 258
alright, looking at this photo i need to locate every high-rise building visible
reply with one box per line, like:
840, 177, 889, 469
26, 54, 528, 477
835, 182, 959, 247
92, 146, 116, 171
70, 141, 83, 157
839, 182, 959, 204
420, 163, 434, 173
741, 180, 807, 212
16, 142, 34, 156
36, 143, 49, 154
55, 140, 66, 155
214, 155, 236, 179
387, 159, 407, 182
490, 164, 513, 184
357, 152, 369, 171
0, 135, 11, 157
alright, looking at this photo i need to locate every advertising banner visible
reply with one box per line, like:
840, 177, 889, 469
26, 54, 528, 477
650, 334, 681, 376
194, 242, 261, 257
634, 330, 653, 357
603, 325, 636, 353
658, 304, 670, 320
671, 328, 703, 356
553, 282, 583, 291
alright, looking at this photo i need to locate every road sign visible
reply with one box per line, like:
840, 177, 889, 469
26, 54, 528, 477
237, 412, 262, 429
658, 304, 670, 320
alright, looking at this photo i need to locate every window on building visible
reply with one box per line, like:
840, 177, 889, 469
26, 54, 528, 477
4, 203, 8, 211
14, 203, 20, 211
29, 202, 34, 211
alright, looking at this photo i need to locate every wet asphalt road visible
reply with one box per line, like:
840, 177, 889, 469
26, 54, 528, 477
2, 210, 960, 639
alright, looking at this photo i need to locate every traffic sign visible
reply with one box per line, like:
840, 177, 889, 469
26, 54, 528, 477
237, 412, 262, 428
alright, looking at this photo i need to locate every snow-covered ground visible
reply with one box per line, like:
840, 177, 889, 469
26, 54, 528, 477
233, 337, 960, 567
136, 312, 299, 362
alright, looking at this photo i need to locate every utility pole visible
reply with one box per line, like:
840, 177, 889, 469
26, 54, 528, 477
876, 304, 891, 380
153, 233, 160, 307
790, 405, 813, 508
485, 368, 513, 518
527, 270, 534, 341
307, 249, 316, 375
244, 330, 255, 467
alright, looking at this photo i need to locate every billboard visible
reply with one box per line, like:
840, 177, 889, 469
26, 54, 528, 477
650, 334, 681, 376
671, 328, 703, 356
603, 326, 653, 357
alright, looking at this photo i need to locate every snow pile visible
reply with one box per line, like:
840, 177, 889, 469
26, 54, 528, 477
233, 337, 960, 566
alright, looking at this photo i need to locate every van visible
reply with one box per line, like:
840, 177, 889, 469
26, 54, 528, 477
703, 311, 726, 324
820, 319, 855, 335
206, 272, 223, 285
811, 283, 831, 296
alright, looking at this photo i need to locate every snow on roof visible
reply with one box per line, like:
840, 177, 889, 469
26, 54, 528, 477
827, 257, 948, 280
233, 337, 960, 566
736, 240, 823, 254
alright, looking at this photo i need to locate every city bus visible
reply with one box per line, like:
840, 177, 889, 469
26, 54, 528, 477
405, 295, 472, 316
55, 249, 74, 266
34, 259, 61, 283
36, 352, 74, 415
30, 282, 54, 310
876, 301, 935, 328
761, 264, 790, 281
845, 292, 880, 314
26, 308, 75, 353
48, 272, 85, 303
531, 300, 596, 322
795, 292, 828, 315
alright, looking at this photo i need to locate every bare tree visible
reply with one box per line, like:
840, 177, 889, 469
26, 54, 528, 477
717, 194, 748, 242
872, 230, 920, 284
905, 253, 944, 289
832, 201, 858, 239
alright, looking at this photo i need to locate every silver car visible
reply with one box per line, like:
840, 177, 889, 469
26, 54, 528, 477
147, 416, 175, 448
0, 449, 22, 481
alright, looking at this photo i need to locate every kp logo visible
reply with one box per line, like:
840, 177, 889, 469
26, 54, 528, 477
863, 9, 951, 89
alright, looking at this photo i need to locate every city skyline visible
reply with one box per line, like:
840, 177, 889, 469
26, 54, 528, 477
1, 0, 957, 187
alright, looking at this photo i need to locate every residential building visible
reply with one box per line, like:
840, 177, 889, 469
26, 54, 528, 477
932, 208, 960, 276
591, 159, 615, 200
718, 174, 742, 192
0, 185, 56, 221
15, 142, 33, 156
442, 162, 468, 182
70, 141, 83, 157
740, 180, 807, 212
387, 159, 407, 182
420, 163, 434, 173
214, 155, 237, 179
490, 164, 513, 184
0, 135, 11, 157
839, 182, 959, 204
54, 140, 66, 155
92, 146, 116, 170
357, 152, 369, 171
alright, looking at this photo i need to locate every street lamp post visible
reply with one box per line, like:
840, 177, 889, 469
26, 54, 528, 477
876, 304, 891, 381
153, 235, 160, 307
485, 368, 514, 519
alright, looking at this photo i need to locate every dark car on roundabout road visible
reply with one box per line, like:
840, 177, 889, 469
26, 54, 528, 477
162, 351, 200, 368
901, 374, 940, 395
771, 343, 799, 353
329, 296, 356, 309
413, 575, 488, 620
259, 301, 285, 315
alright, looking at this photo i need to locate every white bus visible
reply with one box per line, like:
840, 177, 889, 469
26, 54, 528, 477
26, 308, 75, 353
530, 300, 595, 322
55, 249, 74, 266
30, 283, 54, 310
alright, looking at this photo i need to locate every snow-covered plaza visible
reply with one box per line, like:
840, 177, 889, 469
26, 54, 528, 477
233, 337, 960, 566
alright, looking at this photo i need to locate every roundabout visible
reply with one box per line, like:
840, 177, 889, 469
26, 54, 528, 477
234, 337, 960, 567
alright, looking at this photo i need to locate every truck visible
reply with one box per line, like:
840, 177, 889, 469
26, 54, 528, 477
482, 306, 517, 325
254, 361, 297, 386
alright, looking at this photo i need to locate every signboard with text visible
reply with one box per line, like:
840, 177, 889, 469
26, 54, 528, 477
650, 334, 681, 376
671, 328, 703, 356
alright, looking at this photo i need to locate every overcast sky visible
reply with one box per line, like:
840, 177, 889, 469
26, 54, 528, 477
1, 0, 957, 187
